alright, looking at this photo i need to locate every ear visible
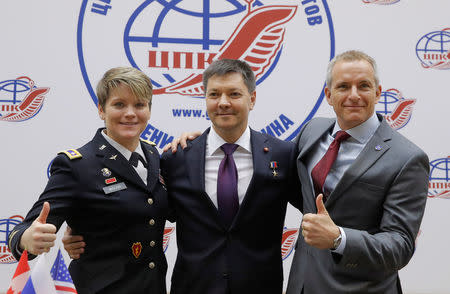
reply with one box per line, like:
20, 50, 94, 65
375, 84, 382, 104
324, 87, 332, 106
249, 91, 256, 110
98, 104, 105, 120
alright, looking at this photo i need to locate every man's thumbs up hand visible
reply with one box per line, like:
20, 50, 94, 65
20, 201, 57, 255
301, 194, 340, 250
316, 194, 328, 216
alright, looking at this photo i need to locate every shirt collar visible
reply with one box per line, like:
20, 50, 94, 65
207, 126, 252, 156
332, 113, 380, 144
101, 130, 146, 161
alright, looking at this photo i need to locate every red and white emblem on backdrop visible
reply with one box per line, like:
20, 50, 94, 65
0, 77, 49, 122
281, 227, 298, 260
78, 0, 335, 148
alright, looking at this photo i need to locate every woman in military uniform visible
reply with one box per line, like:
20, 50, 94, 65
8, 67, 169, 294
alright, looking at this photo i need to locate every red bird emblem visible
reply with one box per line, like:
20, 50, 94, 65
428, 190, 450, 199
163, 227, 175, 252
153, 2, 297, 96
281, 227, 298, 260
382, 89, 416, 130
385, 99, 416, 130
0, 77, 49, 122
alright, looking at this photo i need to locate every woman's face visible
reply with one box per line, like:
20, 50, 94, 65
98, 83, 150, 150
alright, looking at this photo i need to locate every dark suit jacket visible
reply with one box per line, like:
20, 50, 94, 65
160, 128, 301, 294
286, 115, 429, 294
9, 128, 169, 294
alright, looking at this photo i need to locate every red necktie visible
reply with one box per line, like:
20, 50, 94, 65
311, 131, 350, 199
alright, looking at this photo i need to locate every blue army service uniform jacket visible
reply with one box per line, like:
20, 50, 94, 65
160, 128, 302, 294
9, 128, 169, 294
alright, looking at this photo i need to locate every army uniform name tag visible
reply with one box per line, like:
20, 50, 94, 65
103, 182, 127, 195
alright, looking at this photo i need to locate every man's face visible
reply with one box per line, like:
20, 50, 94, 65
325, 60, 381, 130
205, 72, 255, 141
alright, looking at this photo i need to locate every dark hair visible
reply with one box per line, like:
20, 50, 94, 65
203, 59, 256, 93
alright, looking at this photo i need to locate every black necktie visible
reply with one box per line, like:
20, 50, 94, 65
129, 152, 147, 168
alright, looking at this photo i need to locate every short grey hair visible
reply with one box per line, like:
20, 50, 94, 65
326, 50, 379, 87
203, 59, 256, 93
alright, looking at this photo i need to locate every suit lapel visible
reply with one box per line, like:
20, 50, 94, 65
185, 130, 208, 192
326, 119, 392, 206
184, 129, 223, 222
93, 130, 148, 191
298, 119, 334, 160
232, 129, 270, 227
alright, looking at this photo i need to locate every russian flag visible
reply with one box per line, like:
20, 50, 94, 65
6, 250, 30, 294
22, 254, 57, 294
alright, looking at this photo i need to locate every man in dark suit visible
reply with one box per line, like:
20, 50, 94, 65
286, 50, 429, 294
63, 59, 302, 294
161, 59, 301, 294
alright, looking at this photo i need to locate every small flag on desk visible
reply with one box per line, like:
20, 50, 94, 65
22, 254, 57, 294
50, 249, 77, 293
6, 250, 30, 294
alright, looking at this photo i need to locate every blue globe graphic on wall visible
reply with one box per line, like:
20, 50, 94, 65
0, 79, 32, 104
429, 157, 450, 181
123, 0, 263, 88
376, 89, 400, 116
416, 29, 450, 68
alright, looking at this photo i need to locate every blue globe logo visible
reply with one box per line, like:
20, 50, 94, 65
376, 88, 401, 117
0, 216, 23, 264
429, 157, 450, 182
123, 0, 277, 90
0, 78, 32, 105
416, 28, 450, 69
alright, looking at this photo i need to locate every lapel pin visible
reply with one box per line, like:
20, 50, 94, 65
263, 147, 269, 152
270, 161, 278, 177
101, 168, 111, 177
375, 145, 382, 151
105, 177, 117, 185
99, 145, 106, 150
109, 154, 118, 160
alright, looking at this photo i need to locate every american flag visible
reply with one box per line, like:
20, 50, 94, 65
50, 249, 77, 294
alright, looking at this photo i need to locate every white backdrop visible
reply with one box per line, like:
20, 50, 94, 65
1, 1, 449, 293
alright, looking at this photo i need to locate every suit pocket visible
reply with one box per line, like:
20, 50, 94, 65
70, 258, 125, 293
353, 180, 385, 192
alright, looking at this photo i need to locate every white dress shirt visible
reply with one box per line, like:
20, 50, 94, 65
101, 130, 148, 184
306, 113, 380, 253
205, 126, 253, 208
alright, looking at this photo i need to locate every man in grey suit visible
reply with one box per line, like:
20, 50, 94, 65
286, 50, 429, 294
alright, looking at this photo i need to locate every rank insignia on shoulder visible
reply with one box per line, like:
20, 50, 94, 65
58, 149, 82, 160
132, 242, 142, 259
140, 138, 156, 146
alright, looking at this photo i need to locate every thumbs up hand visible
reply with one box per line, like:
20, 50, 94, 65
20, 202, 57, 255
301, 194, 340, 250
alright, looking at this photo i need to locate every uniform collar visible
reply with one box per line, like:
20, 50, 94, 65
101, 129, 146, 162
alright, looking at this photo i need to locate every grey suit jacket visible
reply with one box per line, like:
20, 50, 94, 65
286, 115, 429, 294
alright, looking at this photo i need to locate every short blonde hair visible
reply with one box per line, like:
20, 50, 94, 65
326, 50, 379, 87
96, 67, 153, 108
